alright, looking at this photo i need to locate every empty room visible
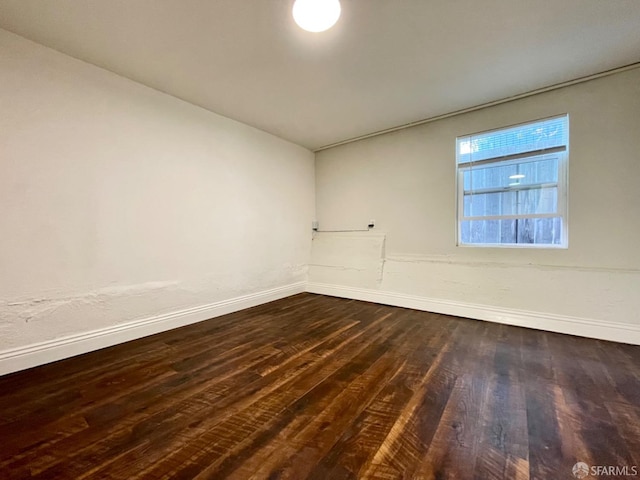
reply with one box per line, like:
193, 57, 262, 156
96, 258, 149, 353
1, 1, 639, 479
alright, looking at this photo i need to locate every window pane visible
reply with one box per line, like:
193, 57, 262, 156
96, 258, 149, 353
516, 157, 558, 185
460, 217, 562, 245
458, 116, 567, 163
462, 157, 558, 192
516, 217, 563, 244
517, 187, 557, 215
464, 187, 557, 217
460, 219, 516, 244
464, 191, 517, 217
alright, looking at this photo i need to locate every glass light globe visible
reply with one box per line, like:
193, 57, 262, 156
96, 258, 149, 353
292, 0, 341, 33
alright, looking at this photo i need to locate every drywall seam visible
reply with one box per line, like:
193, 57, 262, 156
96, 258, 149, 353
306, 282, 640, 345
0, 282, 306, 376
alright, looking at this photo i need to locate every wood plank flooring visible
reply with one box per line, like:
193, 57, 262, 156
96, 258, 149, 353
0, 293, 638, 479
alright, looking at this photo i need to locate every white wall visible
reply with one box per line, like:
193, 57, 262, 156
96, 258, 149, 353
312, 67, 640, 343
0, 29, 315, 353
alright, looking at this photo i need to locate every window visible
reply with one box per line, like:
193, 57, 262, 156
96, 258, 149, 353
456, 115, 568, 247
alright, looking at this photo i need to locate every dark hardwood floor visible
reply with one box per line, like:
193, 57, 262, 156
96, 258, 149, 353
0, 293, 638, 479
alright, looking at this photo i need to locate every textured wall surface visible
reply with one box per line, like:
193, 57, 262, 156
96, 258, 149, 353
0, 29, 315, 349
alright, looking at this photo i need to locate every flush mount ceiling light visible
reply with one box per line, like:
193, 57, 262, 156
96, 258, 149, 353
292, 0, 341, 32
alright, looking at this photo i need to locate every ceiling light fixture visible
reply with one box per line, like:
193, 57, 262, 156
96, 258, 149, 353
292, 0, 341, 33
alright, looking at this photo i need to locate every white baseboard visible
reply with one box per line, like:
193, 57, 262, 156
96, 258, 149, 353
0, 282, 305, 376
2, 279, 637, 377
306, 282, 640, 345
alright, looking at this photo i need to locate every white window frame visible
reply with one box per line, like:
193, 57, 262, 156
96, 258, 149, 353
455, 115, 569, 248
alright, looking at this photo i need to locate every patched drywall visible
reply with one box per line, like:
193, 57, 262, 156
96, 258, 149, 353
381, 255, 639, 322
313, 67, 640, 329
0, 29, 314, 350
309, 232, 385, 289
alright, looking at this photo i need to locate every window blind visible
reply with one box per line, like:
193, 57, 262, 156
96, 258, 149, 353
457, 115, 568, 165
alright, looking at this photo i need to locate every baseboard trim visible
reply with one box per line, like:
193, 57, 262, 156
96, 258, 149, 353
3, 280, 636, 376
306, 282, 640, 345
0, 282, 306, 376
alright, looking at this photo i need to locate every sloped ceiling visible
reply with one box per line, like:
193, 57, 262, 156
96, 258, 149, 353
1, 0, 639, 150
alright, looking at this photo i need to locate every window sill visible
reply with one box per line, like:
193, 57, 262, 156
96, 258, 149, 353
457, 243, 568, 249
